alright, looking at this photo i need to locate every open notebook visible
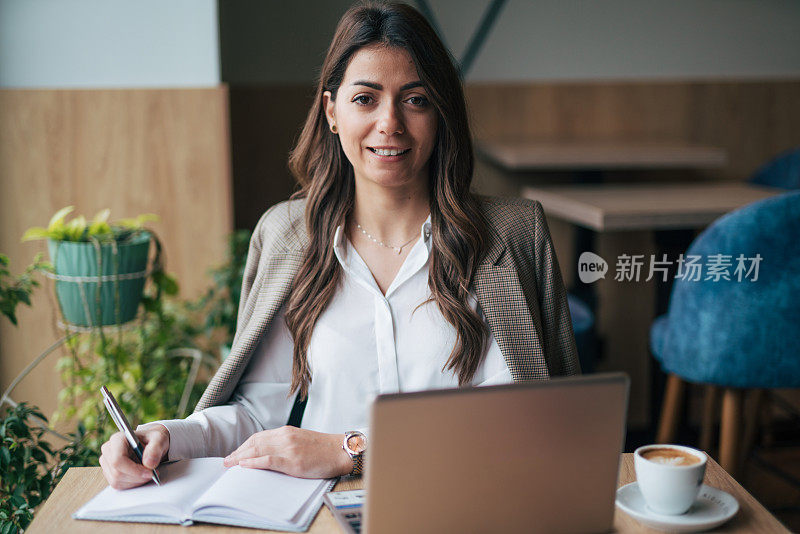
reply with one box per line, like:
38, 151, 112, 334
73, 458, 336, 531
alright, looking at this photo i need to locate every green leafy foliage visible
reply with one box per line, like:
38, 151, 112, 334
193, 229, 252, 345
21, 207, 159, 244
0, 254, 52, 326
0, 403, 94, 533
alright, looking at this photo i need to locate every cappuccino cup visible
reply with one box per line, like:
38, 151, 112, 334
634, 444, 707, 515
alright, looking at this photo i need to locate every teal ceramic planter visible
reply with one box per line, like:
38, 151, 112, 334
47, 232, 151, 327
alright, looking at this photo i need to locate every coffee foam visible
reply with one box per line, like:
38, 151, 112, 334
641, 448, 702, 466
647, 455, 693, 466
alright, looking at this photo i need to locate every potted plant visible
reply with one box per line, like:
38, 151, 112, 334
22, 207, 158, 327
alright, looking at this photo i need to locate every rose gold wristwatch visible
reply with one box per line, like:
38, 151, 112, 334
342, 431, 367, 476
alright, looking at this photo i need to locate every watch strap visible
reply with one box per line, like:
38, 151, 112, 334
349, 453, 364, 476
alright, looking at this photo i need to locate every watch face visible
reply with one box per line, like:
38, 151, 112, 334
347, 434, 366, 454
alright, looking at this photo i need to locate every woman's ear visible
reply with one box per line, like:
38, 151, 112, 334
323, 91, 336, 129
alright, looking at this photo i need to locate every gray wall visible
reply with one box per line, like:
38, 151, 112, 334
220, 0, 800, 84
452, 0, 800, 81
0, 0, 220, 88
8, 1, 796, 88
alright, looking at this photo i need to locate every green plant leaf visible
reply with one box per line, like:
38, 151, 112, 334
31, 448, 46, 463
92, 208, 110, 225
19, 227, 50, 243
87, 221, 112, 237
136, 213, 159, 226
48, 206, 75, 230
118, 213, 159, 230
64, 216, 87, 241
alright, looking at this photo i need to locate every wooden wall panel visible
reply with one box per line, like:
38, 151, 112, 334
0, 87, 233, 420
466, 80, 800, 182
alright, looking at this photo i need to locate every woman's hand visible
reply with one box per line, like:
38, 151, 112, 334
99, 425, 170, 490
223, 426, 352, 479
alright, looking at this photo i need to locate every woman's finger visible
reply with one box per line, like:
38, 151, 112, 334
222, 447, 248, 467
225, 432, 271, 464
140, 428, 169, 469
224, 442, 280, 466
104, 432, 153, 479
100, 452, 151, 489
115, 454, 153, 480
239, 455, 286, 472
224, 444, 254, 466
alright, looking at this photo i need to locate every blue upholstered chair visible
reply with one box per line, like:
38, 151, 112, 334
749, 147, 800, 190
650, 191, 800, 476
568, 293, 595, 373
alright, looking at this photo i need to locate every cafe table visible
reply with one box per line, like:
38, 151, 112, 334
476, 140, 728, 171
522, 181, 782, 315
26, 453, 788, 533
521, 182, 781, 232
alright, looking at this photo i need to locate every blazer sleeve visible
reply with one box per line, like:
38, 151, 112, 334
531, 201, 581, 376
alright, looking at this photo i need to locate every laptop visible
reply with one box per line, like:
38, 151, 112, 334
327, 373, 628, 534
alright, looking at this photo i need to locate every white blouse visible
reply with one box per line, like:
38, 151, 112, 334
152, 217, 512, 460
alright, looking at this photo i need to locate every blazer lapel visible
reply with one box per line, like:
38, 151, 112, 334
473, 239, 551, 382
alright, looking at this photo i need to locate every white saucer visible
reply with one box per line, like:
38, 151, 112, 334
616, 482, 739, 532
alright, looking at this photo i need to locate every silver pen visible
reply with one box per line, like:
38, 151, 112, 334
101, 386, 161, 486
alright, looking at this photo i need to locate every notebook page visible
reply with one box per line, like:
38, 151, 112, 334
74, 458, 227, 522
289, 477, 337, 525
191, 465, 332, 523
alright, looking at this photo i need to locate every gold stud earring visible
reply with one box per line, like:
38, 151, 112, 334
331, 124, 338, 134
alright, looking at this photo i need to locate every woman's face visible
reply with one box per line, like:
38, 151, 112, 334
323, 45, 438, 193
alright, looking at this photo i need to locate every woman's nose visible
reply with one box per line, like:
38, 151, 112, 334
377, 102, 404, 136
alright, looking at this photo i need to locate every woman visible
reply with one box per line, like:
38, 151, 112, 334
100, 1, 579, 490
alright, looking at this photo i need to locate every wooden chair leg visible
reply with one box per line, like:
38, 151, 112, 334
700, 385, 719, 453
720, 388, 744, 478
740, 389, 764, 473
760, 392, 774, 447
657, 374, 686, 444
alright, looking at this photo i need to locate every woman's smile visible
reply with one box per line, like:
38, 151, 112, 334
366, 146, 412, 161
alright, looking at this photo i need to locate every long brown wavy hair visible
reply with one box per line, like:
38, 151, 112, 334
286, 2, 487, 399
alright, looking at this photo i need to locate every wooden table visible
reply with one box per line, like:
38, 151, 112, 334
27, 454, 788, 533
522, 183, 782, 231
477, 140, 728, 171
523, 181, 783, 317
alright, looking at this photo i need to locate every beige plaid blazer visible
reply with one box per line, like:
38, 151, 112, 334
195, 196, 579, 412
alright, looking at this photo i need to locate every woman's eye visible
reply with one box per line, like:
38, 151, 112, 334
407, 96, 428, 107
353, 95, 373, 106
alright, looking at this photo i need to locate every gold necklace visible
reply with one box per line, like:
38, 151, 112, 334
355, 223, 418, 255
